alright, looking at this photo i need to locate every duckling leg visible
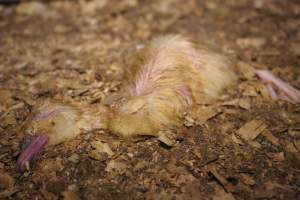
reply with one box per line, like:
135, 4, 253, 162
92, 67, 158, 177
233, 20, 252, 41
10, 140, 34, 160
256, 70, 300, 103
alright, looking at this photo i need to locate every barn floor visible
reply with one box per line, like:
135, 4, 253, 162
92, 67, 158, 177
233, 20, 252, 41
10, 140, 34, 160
0, 0, 300, 199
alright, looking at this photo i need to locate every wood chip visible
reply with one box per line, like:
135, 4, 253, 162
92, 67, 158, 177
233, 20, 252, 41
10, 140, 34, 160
239, 82, 259, 97
106, 160, 127, 173
272, 152, 285, 162
247, 140, 262, 149
220, 99, 239, 106
68, 154, 80, 163
288, 128, 300, 137
231, 134, 244, 145
262, 130, 280, 146
284, 143, 298, 154
294, 140, 300, 149
89, 141, 114, 160
158, 130, 176, 146
236, 62, 256, 80
190, 106, 221, 125
236, 120, 267, 141
184, 115, 195, 127
238, 98, 251, 110
208, 166, 228, 187
237, 37, 266, 49
240, 174, 256, 186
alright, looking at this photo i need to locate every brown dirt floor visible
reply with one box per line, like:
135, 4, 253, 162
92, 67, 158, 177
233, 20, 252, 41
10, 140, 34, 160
0, 0, 300, 199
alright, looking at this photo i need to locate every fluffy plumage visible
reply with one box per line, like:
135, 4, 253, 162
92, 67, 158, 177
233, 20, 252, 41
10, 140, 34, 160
108, 35, 237, 137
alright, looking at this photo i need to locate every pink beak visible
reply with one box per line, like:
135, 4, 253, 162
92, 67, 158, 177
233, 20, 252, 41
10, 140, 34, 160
17, 134, 49, 172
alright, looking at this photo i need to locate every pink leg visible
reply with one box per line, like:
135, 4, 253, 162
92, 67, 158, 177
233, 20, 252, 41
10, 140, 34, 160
256, 70, 300, 103
265, 83, 278, 100
265, 84, 295, 103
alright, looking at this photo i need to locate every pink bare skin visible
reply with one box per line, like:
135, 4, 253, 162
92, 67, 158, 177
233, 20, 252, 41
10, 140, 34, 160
177, 85, 194, 106
17, 134, 49, 172
256, 70, 300, 103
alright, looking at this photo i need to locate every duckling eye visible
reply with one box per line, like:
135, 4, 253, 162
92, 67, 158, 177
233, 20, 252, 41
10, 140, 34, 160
51, 121, 55, 126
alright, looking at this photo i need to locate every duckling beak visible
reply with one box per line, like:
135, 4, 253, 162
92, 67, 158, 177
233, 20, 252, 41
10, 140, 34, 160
17, 134, 49, 172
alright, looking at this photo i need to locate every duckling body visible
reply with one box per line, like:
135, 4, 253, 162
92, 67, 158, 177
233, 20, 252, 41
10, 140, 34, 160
18, 35, 237, 171
108, 35, 236, 137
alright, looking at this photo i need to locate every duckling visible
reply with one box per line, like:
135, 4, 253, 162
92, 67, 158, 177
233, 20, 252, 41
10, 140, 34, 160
17, 35, 237, 172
